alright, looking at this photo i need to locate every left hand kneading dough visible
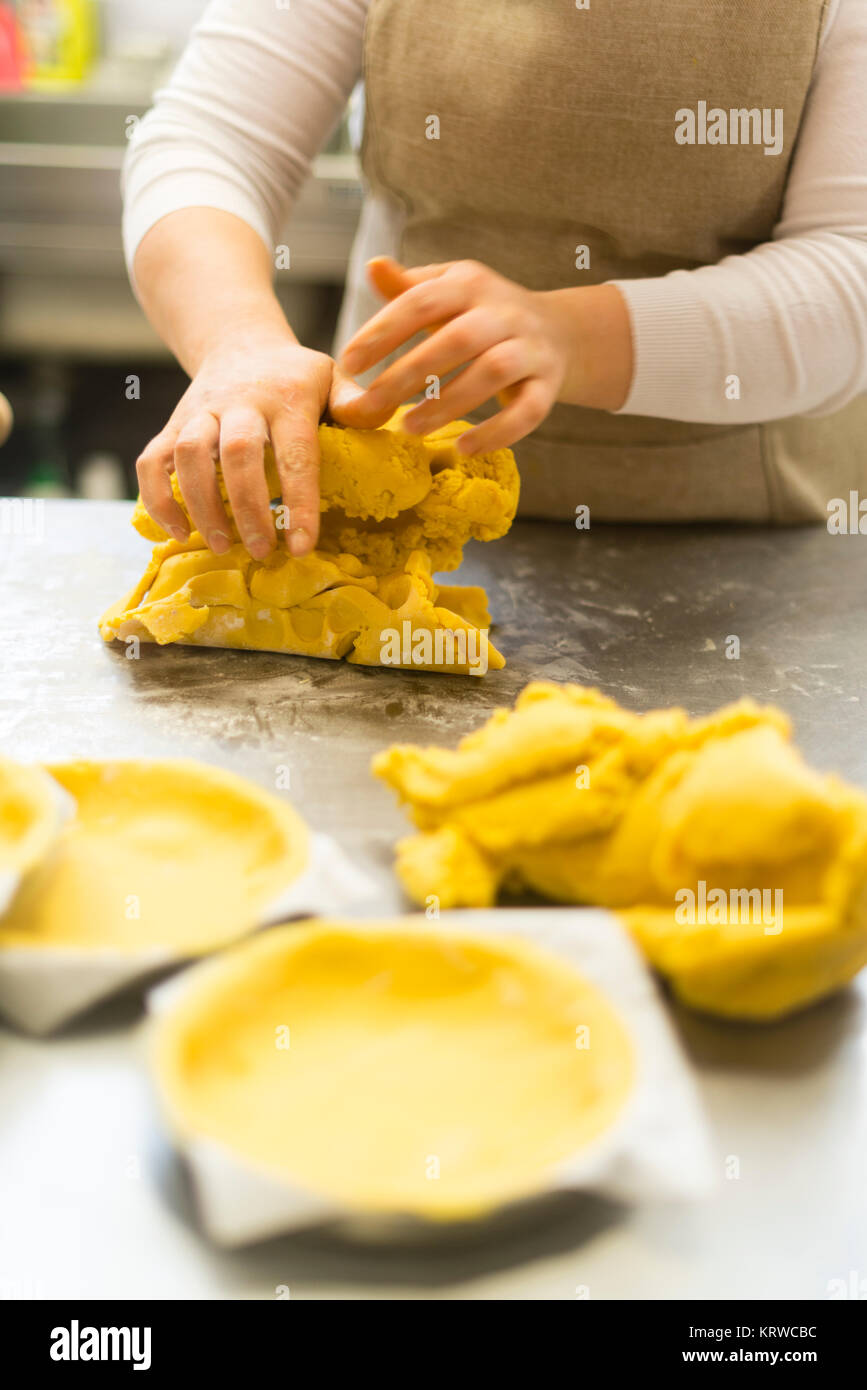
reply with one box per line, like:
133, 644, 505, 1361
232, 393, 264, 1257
100, 410, 519, 676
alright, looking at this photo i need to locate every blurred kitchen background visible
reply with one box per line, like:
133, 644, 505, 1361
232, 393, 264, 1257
0, 0, 361, 499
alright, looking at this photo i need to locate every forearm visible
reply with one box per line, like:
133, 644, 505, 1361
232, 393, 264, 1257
121, 0, 367, 373
119, 1, 368, 560
132, 208, 294, 377
542, 284, 634, 413
610, 236, 867, 426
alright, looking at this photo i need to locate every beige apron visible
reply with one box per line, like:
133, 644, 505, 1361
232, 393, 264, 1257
358, 0, 867, 522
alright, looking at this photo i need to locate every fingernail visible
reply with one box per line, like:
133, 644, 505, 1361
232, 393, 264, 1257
209, 530, 231, 553
340, 349, 362, 372
247, 533, 272, 560
402, 411, 427, 435
288, 527, 310, 557
456, 434, 475, 455
168, 525, 189, 542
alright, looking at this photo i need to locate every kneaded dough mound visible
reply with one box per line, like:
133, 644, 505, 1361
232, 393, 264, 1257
373, 682, 867, 1020
100, 409, 518, 675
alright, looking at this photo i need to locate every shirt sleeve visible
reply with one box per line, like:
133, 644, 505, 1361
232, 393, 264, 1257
612, 0, 867, 424
122, 0, 369, 272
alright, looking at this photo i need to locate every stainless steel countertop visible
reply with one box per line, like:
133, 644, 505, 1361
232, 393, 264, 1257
0, 499, 864, 1300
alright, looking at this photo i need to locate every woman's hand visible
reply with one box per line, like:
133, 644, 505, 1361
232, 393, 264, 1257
135, 329, 333, 559
337, 257, 633, 452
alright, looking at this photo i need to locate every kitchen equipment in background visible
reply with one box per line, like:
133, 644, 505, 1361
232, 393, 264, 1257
0, 2, 28, 89
13, 0, 97, 89
23, 360, 71, 495
77, 450, 125, 499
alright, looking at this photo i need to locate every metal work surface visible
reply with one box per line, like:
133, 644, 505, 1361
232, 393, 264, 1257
0, 499, 865, 1299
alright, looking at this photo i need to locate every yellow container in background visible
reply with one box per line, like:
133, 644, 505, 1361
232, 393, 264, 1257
16, 0, 96, 88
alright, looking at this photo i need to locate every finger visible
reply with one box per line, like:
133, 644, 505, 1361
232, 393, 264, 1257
358, 307, 507, 422
339, 263, 479, 375
366, 256, 412, 302
327, 365, 394, 430
366, 256, 453, 301
135, 429, 189, 540
173, 412, 233, 553
456, 379, 554, 454
403, 339, 532, 435
270, 402, 322, 556
218, 408, 275, 559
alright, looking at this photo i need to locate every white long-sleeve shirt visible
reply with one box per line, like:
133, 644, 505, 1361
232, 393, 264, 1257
123, 0, 867, 425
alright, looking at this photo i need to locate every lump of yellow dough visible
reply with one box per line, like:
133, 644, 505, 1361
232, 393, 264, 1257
0, 756, 67, 912
0, 760, 308, 954
153, 920, 634, 1220
618, 729, 867, 1020
395, 826, 501, 909
100, 541, 504, 673
129, 406, 518, 573
375, 683, 692, 815
348, 557, 503, 675
106, 410, 517, 675
372, 683, 867, 1020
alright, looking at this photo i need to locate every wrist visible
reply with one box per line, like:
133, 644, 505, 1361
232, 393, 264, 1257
541, 285, 634, 412
194, 305, 296, 374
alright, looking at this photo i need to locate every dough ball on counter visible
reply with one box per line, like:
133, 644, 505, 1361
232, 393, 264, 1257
373, 683, 867, 1020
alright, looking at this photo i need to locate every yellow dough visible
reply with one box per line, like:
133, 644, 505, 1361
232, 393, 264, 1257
153, 920, 634, 1219
0, 756, 65, 907
100, 410, 519, 676
0, 760, 308, 953
373, 684, 867, 1020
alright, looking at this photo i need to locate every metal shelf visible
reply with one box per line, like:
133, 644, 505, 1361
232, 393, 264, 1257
0, 81, 362, 356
